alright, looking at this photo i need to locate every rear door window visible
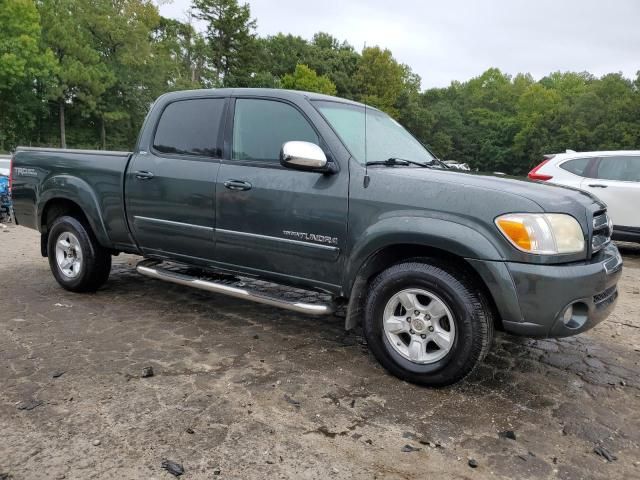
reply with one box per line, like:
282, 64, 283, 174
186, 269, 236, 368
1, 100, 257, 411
153, 98, 225, 158
560, 158, 591, 176
595, 156, 640, 182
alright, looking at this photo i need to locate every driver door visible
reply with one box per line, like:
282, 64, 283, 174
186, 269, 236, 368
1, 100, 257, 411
213, 97, 348, 291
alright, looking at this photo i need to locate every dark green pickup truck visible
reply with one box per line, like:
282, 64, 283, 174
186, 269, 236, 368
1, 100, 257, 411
10, 88, 623, 386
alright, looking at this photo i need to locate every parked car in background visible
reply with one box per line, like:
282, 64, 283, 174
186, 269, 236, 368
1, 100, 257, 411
0, 174, 11, 223
529, 151, 640, 243
1, 155, 13, 222
0, 155, 11, 176
442, 160, 471, 171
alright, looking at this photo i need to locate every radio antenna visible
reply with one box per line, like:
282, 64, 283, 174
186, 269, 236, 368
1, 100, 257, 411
363, 41, 370, 188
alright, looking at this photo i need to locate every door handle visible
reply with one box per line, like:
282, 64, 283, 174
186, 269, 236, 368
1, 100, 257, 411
224, 179, 252, 191
588, 184, 607, 188
135, 170, 155, 180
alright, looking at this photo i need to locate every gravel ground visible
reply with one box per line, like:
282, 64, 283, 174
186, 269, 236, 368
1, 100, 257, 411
1, 223, 639, 479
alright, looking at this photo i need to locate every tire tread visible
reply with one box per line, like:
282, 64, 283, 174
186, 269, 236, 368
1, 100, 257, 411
47, 215, 111, 292
364, 258, 494, 386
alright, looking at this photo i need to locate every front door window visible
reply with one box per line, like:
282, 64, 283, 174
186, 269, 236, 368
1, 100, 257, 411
232, 99, 318, 163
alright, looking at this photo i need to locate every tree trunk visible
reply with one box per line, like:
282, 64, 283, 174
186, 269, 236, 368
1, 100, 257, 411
59, 100, 66, 149
100, 116, 106, 150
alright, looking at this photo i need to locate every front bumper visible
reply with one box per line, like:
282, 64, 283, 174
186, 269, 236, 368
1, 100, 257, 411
469, 243, 623, 338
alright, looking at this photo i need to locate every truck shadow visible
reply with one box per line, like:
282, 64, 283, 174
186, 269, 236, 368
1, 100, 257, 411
103, 260, 638, 397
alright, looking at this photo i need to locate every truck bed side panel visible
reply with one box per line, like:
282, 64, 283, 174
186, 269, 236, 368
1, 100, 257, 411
12, 148, 136, 250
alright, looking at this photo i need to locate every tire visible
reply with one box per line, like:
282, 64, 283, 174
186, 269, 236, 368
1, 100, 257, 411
47, 215, 111, 292
363, 259, 493, 387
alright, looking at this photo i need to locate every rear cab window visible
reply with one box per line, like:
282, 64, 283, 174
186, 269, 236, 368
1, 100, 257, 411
153, 98, 226, 158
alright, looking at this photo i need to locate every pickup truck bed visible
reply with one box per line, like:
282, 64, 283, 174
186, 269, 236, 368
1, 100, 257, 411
12, 147, 135, 251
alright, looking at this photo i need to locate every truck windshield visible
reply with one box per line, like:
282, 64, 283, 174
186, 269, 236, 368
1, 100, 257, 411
314, 101, 436, 166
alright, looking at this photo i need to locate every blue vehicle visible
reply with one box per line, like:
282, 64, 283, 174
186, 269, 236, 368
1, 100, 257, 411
0, 174, 11, 223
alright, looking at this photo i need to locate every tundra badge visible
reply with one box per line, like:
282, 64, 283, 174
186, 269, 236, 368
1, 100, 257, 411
282, 230, 338, 245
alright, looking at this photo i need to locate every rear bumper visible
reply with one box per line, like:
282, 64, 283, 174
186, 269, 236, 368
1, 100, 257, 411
468, 243, 623, 338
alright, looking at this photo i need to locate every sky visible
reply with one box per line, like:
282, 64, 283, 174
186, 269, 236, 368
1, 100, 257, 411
158, 0, 640, 89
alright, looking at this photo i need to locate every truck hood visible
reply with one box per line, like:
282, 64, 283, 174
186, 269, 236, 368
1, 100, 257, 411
382, 167, 606, 214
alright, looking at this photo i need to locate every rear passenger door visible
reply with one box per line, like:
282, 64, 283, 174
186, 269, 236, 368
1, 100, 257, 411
213, 97, 348, 291
579, 155, 640, 229
125, 96, 227, 262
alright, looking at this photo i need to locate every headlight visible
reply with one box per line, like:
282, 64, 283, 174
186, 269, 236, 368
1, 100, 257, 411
495, 213, 585, 254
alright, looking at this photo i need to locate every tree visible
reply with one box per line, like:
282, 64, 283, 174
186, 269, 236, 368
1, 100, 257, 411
2, 1, 639, 168
38, 0, 112, 148
307, 33, 360, 98
255, 32, 360, 98
153, 15, 215, 89
82, 0, 163, 149
192, 0, 257, 86
256, 34, 312, 78
281, 64, 336, 95
354, 46, 414, 117
0, 0, 55, 150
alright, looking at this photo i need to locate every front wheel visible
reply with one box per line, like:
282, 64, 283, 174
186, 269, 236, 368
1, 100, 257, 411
364, 259, 493, 387
47, 216, 111, 292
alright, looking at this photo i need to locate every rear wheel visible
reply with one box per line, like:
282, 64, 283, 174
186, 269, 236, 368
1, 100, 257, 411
363, 259, 493, 387
47, 216, 111, 292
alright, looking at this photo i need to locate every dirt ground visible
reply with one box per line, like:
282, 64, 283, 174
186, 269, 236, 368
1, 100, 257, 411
1, 223, 639, 480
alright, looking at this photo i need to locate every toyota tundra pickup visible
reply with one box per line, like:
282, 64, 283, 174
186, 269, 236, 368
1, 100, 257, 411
10, 88, 623, 386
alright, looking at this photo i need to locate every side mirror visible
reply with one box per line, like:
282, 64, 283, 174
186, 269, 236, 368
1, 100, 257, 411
280, 141, 328, 172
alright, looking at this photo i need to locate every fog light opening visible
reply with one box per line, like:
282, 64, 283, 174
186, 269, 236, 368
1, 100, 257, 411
561, 302, 588, 329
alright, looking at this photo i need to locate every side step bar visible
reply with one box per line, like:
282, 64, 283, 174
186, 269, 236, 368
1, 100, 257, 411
136, 259, 335, 316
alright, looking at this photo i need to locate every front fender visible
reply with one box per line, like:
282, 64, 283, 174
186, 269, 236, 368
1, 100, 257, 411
344, 216, 505, 291
38, 175, 112, 248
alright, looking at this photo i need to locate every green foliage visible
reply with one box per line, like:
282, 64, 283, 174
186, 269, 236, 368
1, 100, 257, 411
82, 0, 164, 148
419, 69, 640, 174
254, 32, 359, 98
255, 34, 311, 78
354, 46, 416, 117
0, 0, 55, 150
281, 64, 336, 95
1, 0, 638, 172
192, 0, 257, 86
307, 33, 360, 98
0, 0, 53, 87
153, 16, 215, 89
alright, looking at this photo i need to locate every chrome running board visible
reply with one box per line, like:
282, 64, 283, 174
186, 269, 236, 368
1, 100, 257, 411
136, 259, 335, 316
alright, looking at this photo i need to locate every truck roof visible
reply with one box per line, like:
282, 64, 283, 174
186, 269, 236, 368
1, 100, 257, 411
157, 88, 368, 108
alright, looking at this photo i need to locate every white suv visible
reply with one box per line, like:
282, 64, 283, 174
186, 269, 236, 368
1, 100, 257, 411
528, 150, 640, 243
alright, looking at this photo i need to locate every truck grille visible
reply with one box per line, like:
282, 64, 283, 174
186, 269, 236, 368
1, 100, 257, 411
591, 210, 612, 254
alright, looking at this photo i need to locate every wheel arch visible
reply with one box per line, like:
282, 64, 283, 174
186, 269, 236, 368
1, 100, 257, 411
37, 175, 111, 252
39, 196, 110, 257
344, 242, 503, 332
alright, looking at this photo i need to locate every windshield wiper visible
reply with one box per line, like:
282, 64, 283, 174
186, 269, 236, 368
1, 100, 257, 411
365, 157, 429, 168
430, 157, 451, 169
